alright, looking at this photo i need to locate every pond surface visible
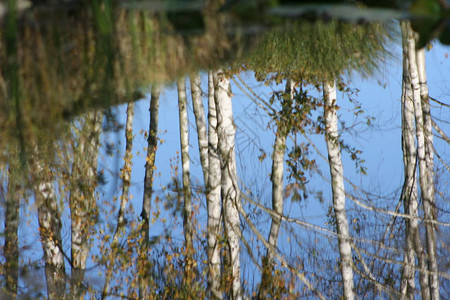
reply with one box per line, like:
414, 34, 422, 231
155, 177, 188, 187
1, 1, 449, 299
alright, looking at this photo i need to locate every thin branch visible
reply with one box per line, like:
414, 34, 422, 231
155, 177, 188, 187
430, 96, 450, 108
236, 194, 326, 300
240, 189, 402, 254
240, 232, 263, 273
354, 241, 450, 280
430, 136, 450, 173
352, 241, 400, 298
235, 74, 274, 113
432, 118, 450, 144
232, 77, 273, 116
302, 133, 450, 227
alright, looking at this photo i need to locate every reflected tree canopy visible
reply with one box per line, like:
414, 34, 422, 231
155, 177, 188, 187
0, 0, 449, 299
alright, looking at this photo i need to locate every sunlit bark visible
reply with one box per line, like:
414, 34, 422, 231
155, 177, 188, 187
190, 73, 209, 183
139, 85, 160, 300
34, 155, 66, 300
214, 70, 242, 300
399, 45, 420, 300
178, 78, 194, 254
400, 21, 429, 300
102, 102, 134, 299
404, 23, 439, 300
323, 81, 354, 300
69, 110, 102, 299
207, 70, 223, 299
416, 46, 439, 300
4, 165, 21, 297
400, 22, 416, 299
258, 79, 292, 298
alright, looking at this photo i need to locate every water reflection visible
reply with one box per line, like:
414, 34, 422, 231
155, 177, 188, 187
0, 1, 394, 146
1, 1, 449, 299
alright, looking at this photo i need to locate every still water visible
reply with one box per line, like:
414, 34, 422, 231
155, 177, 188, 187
1, 1, 449, 299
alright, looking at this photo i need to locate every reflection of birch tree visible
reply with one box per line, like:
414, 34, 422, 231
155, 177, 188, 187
139, 85, 160, 300
323, 81, 355, 300
214, 70, 242, 300
69, 110, 102, 299
177, 79, 194, 254
400, 21, 439, 300
258, 79, 292, 298
33, 152, 66, 300
4, 3, 449, 298
207, 71, 223, 299
190, 73, 209, 183
415, 43, 439, 300
400, 21, 428, 299
101, 102, 134, 299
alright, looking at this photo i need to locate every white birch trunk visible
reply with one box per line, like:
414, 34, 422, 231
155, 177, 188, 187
70, 110, 102, 299
405, 25, 439, 300
400, 21, 429, 300
400, 22, 417, 298
141, 86, 161, 225
118, 103, 134, 225
102, 102, 134, 299
139, 85, 161, 300
207, 71, 223, 299
416, 47, 439, 300
214, 70, 242, 300
259, 79, 292, 297
35, 158, 66, 300
266, 122, 286, 255
400, 29, 420, 297
190, 73, 209, 184
178, 78, 194, 253
267, 79, 293, 260
323, 81, 354, 300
